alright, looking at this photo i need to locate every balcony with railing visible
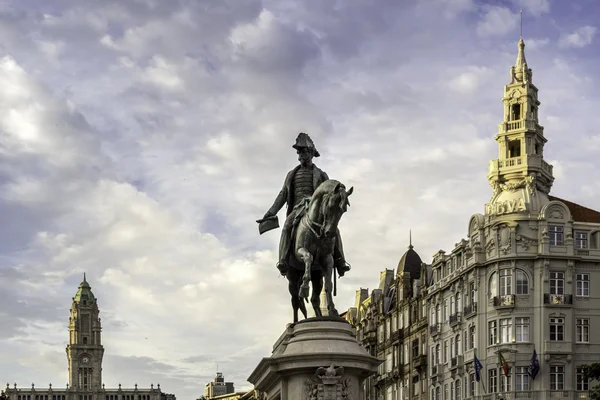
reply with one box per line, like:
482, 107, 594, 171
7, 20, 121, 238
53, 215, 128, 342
449, 313, 462, 327
390, 329, 403, 343
544, 293, 573, 305
429, 323, 440, 336
413, 354, 427, 371
449, 355, 463, 373
488, 154, 553, 176
464, 302, 477, 318
493, 294, 515, 309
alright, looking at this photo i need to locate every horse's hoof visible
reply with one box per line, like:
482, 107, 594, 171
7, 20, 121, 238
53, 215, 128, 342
299, 286, 310, 298
329, 308, 339, 317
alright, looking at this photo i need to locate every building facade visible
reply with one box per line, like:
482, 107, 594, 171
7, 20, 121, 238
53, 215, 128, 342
2, 276, 175, 400
345, 242, 431, 400
348, 38, 600, 400
204, 372, 235, 399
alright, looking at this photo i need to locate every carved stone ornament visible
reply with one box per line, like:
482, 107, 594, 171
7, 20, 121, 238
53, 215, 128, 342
516, 234, 538, 250
567, 260, 574, 283
547, 207, 564, 220
305, 364, 350, 400
485, 238, 496, 255
498, 175, 535, 195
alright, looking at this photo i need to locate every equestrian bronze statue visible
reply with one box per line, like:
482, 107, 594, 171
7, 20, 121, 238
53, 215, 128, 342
256, 133, 352, 322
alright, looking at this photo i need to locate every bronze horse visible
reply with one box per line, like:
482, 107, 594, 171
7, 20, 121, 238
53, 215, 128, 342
285, 180, 353, 323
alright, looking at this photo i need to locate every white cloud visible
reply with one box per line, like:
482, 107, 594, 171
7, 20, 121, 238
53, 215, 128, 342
477, 6, 518, 37
526, 38, 550, 50
520, 0, 550, 16
558, 26, 597, 48
447, 66, 493, 94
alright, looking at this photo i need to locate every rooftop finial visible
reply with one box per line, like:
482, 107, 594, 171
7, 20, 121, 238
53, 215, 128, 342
520, 9, 523, 39
409, 230, 413, 249
83, 272, 87, 282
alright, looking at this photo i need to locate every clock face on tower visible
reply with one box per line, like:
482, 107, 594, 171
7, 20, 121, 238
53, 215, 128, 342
82, 356, 90, 364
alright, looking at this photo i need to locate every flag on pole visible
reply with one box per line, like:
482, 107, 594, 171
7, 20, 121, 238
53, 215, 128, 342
475, 354, 483, 382
528, 349, 540, 380
498, 351, 510, 376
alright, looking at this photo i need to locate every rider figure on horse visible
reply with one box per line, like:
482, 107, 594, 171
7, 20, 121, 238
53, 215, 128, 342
260, 133, 351, 278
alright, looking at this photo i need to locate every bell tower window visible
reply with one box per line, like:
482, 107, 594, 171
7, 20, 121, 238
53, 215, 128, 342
510, 103, 521, 121
508, 140, 521, 158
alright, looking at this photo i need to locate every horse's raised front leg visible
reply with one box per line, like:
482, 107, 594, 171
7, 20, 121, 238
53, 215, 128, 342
297, 247, 313, 299
324, 254, 339, 317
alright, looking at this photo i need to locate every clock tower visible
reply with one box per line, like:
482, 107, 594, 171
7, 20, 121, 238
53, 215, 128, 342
66, 274, 104, 391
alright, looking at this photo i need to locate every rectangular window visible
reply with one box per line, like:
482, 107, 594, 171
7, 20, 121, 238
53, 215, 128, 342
550, 365, 564, 390
413, 339, 419, 358
444, 341, 448, 363
550, 318, 564, 341
469, 373, 475, 396
515, 366, 529, 391
515, 317, 530, 342
500, 318, 512, 343
576, 319, 590, 343
469, 282, 475, 306
500, 372, 511, 392
444, 300, 449, 322
469, 326, 475, 349
576, 274, 590, 297
489, 321, 498, 346
575, 231, 588, 249
500, 269, 512, 296
549, 225, 564, 246
444, 384, 448, 400
550, 272, 565, 295
577, 367, 590, 391
489, 369, 498, 393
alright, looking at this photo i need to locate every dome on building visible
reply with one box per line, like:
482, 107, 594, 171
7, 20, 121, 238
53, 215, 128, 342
73, 273, 96, 303
397, 238, 422, 280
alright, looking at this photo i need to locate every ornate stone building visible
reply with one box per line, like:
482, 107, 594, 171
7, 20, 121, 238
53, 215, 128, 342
348, 37, 600, 400
426, 38, 600, 400
2, 275, 176, 400
345, 241, 431, 400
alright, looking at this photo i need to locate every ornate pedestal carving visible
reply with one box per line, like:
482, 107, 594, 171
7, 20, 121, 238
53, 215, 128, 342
248, 317, 380, 400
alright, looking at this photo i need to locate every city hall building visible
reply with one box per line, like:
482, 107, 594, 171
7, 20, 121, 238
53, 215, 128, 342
2, 276, 176, 400
346, 38, 600, 400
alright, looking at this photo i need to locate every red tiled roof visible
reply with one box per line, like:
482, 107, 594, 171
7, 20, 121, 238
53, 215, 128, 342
548, 195, 600, 223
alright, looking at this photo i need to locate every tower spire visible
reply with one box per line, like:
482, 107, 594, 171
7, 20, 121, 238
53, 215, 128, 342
520, 9, 523, 39
409, 230, 413, 250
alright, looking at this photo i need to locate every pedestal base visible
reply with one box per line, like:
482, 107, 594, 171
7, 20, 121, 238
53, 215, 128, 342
248, 317, 381, 400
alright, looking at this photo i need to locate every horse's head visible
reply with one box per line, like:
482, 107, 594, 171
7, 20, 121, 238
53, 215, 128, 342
319, 181, 354, 238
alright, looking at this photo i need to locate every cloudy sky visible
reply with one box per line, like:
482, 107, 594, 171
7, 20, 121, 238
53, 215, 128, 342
1, 0, 599, 398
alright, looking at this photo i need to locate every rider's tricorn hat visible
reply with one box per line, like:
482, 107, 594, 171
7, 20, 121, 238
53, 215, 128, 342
292, 132, 320, 157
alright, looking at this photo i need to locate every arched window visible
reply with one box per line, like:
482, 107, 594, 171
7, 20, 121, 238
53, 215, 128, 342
450, 296, 455, 315
516, 269, 529, 294
457, 293, 462, 314
435, 344, 440, 364
456, 379, 462, 399
435, 386, 441, 400
436, 304, 441, 324
488, 272, 498, 299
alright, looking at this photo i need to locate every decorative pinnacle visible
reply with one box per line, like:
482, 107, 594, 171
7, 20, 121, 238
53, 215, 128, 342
83, 272, 87, 283
516, 38, 527, 68
520, 9, 523, 39
409, 230, 413, 250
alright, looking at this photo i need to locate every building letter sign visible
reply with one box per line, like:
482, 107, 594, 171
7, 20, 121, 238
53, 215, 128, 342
485, 198, 527, 216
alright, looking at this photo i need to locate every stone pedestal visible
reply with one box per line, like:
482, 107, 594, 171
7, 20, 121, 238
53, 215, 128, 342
247, 317, 381, 400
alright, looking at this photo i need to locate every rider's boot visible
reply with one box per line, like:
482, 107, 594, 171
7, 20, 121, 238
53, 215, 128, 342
277, 229, 290, 276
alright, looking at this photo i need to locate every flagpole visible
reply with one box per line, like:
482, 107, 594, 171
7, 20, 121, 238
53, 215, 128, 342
475, 349, 487, 394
